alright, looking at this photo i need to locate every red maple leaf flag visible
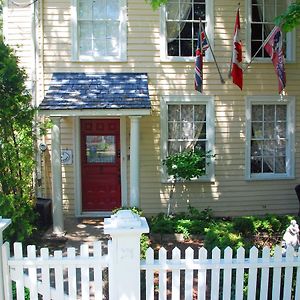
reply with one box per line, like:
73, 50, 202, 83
264, 26, 286, 94
231, 8, 243, 90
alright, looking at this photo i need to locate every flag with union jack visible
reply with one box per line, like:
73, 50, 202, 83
264, 26, 286, 94
194, 29, 209, 93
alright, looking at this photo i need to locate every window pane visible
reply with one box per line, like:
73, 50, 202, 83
79, 0, 93, 19
263, 158, 274, 173
251, 157, 262, 173
107, 0, 120, 20
275, 157, 286, 173
168, 105, 181, 121
168, 40, 179, 56
275, 122, 286, 138
264, 122, 275, 139
194, 122, 206, 139
168, 122, 180, 139
79, 22, 93, 39
93, 0, 106, 19
264, 105, 275, 121
181, 105, 193, 121
86, 135, 116, 163
182, 121, 193, 139
194, 105, 206, 121
277, 105, 286, 121
252, 122, 263, 138
180, 40, 193, 56
252, 105, 263, 121
251, 140, 262, 156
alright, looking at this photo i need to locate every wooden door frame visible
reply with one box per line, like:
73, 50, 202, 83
74, 116, 128, 217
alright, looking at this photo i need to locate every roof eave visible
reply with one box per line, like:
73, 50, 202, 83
38, 108, 151, 117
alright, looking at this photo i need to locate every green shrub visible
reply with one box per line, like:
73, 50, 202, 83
233, 217, 255, 236
150, 213, 174, 234
0, 194, 37, 243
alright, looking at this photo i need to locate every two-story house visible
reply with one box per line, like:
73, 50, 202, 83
3, 0, 300, 234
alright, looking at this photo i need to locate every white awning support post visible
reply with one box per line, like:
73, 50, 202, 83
51, 117, 64, 235
129, 116, 141, 208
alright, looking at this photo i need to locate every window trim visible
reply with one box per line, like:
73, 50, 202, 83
160, 0, 214, 62
245, 0, 296, 63
160, 95, 215, 183
245, 96, 295, 180
71, 0, 127, 62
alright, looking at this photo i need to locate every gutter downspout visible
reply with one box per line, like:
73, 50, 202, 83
31, 0, 42, 198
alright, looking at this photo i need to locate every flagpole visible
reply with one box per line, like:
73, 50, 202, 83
199, 17, 225, 84
228, 3, 240, 78
243, 26, 278, 72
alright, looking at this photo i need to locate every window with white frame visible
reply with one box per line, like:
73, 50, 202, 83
245, 96, 295, 180
161, 96, 214, 181
72, 0, 127, 61
160, 0, 214, 61
247, 0, 295, 61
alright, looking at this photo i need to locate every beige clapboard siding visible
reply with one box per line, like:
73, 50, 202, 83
5, 0, 300, 216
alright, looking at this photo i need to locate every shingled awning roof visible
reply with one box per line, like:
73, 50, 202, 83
39, 72, 151, 116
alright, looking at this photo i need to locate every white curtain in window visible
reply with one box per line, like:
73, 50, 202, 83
166, 0, 192, 42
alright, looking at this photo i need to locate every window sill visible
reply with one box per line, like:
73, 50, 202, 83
160, 56, 213, 63
72, 56, 127, 63
161, 176, 215, 184
246, 174, 295, 181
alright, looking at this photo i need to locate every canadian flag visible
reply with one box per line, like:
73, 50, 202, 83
231, 8, 243, 90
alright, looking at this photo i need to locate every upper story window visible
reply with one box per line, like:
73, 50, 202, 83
245, 96, 295, 180
246, 0, 295, 61
72, 0, 127, 62
161, 95, 215, 181
160, 0, 214, 62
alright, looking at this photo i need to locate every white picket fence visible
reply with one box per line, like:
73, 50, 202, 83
1, 212, 300, 299
2, 241, 109, 300
141, 245, 300, 300
2, 242, 300, 299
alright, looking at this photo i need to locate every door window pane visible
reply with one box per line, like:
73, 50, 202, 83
86, 135, 116, 163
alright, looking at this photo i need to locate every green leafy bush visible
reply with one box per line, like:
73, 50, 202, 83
163, 149, 212, 181
0, 194, 36, 242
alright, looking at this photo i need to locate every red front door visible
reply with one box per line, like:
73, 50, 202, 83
81, 119, 121, 211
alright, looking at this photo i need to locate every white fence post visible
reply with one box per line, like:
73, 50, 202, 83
0, 217, 11, 300
104, 210, 149, 300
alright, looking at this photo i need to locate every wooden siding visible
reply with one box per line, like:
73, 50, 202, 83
4, 0, 300, 217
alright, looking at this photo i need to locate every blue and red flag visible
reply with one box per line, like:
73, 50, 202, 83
195, 30, 209, 93
264, 26, 286, 94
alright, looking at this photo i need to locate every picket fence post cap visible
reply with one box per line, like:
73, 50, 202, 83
104, 210, 149, 234
0, 217, 11, 231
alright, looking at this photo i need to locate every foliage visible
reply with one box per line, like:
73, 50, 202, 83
12, 282, 30, 300
149, 207, 297, 253
0, 38, 37, 242
0, 194, 36, 243
163, 149, 213, 181
145, 0, 168, 10
275, 0, 300, 32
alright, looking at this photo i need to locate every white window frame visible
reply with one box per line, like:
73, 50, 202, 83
71, 0, 127, 62
160, 0, 214, 62
245, 0, 296, 62
160, 95, 215, 182
245, 96, 295, 180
